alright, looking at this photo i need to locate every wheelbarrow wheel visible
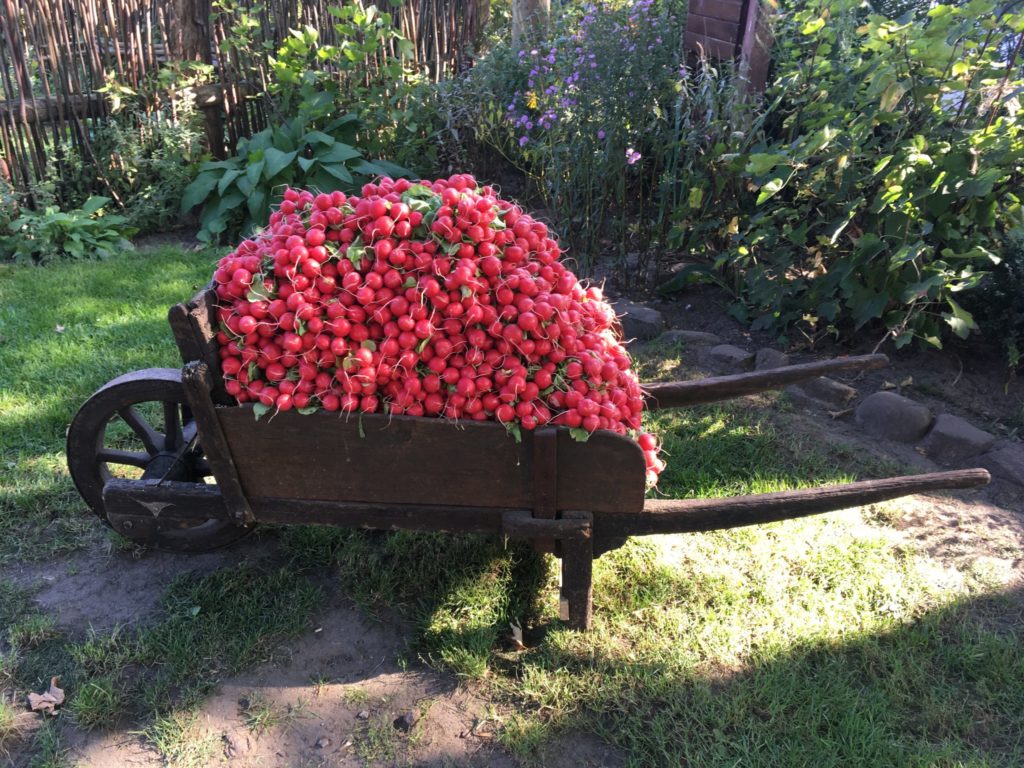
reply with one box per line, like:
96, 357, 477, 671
67, 368, 253, 552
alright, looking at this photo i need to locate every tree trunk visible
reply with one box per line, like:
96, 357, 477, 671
168, 0, 223, 157
512, 0, 550, 50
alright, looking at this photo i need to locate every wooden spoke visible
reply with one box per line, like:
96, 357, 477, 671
97, 448, 151, 468
163, 400, 182, 451
117, 406, 162, 455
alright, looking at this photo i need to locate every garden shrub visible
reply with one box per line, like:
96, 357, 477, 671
180, 113, 406, 243
697, 0, 1023, 349
427, 0, 709, 275
963, 228, 1024, 368
0, 197, 136, 265
30, 78, 206, 231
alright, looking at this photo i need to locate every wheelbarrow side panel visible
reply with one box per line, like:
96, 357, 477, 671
215, 407, 647, 515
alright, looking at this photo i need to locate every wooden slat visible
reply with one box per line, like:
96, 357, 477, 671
685, 31, 738, 59
181, 361, 254, 524
531, 426, 558, 554
217, 409, 646, 514
685, 15, 740, 44
689, 0, 743, 22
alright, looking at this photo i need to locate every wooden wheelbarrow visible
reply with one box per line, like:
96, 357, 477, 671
66, 285, 991, 629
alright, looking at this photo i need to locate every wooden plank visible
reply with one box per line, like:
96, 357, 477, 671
186, 285, 231, 404
181, 361, 254, 524
685, 31, 738, 59
739, 0, 774, 93
642, 354, 889, 411
689, 0, 743, 23
531, 426, 558, 554
685, 15, 740, 44
256, 497, 510, 534
168, 302, 204, 366
560, 511, 593, 630
501, 509, 592, 539
104, 478, 230, 521
217, 409, 646, 514
597, 469, 992, 538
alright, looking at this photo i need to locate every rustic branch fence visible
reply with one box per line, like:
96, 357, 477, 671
0, 0, 488, 192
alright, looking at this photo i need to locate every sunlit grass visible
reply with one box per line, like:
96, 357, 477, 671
0, 247, 219, 563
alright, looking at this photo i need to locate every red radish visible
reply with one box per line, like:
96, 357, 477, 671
212, 174, 664, 483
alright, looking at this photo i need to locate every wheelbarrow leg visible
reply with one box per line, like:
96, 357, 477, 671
560, 511, 594, 630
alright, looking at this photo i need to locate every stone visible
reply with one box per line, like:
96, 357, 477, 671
754, 348, 790, 370
918, 414, 997, 466
978, 442, 1024, 486
855, 391, 933, 443
315, 736, 331, 749
708, 344, 755, 371
611, 300, 665, 341
393, 710, 419, 732
356, 710, 370, 721
800, 376, 858, 408
656, 329, 723, 346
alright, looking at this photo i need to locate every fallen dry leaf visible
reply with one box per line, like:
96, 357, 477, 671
28, 676, 65, 716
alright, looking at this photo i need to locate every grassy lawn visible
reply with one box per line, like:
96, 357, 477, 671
1, 249, 1022, 766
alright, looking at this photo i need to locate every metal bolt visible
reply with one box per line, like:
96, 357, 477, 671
122, 520, 133, 530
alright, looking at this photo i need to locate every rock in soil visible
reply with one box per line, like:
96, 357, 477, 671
394, 710, 419, 732
978, 442, 1024, 487
855, 391, 933, 443
754, 348, 790, 370
918, 414, 997, 467
356, 710, 370, 721
708, 344, 755, 371
656, 329, 723, 346
611, 300, 665, 341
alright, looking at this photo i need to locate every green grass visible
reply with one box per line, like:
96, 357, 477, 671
1, 251, 1022, 766
0, 247, 219, 563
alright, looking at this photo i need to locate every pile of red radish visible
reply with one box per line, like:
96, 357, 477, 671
211, 174, 665, 484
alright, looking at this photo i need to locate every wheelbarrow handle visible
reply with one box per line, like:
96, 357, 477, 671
642, 353, 889, 411
597, 468, 991, 538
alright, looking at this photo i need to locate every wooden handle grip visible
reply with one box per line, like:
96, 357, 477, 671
642, 354, 889, 411
599, 468, 991, 537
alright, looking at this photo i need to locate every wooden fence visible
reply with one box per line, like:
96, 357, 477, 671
0, 0, 488, 191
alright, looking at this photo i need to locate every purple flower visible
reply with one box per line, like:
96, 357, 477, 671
519, 136, 529, 147
597, 130, 606, 139
626, 148, 641, 165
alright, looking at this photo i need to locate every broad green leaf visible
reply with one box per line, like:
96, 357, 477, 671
943, 297, 976, 339
319, 143, 362, 164
217, 169, 244, 196
756, 177, 786, 205
320, 163, 354, 184
297, 155, 318, 173
263, 147, 298, 179
302, 130, 336, 145
181, 172, 219, 212
80, 196, 111, 215
246, 159, 265, 187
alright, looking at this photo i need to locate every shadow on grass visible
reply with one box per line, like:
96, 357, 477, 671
427, 556, 1024, 767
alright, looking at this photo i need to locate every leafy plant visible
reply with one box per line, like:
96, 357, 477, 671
0, 197, 136, 265
442, 0, 696, 275
180, 113, 406, 242
666, 0, 1024, 350
963, 228, 1024, 368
